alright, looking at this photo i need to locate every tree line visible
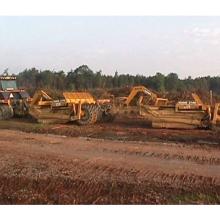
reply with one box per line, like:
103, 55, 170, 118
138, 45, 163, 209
16, 65, 220, 95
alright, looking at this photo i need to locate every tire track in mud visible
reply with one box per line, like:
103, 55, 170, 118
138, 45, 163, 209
95, 147, 220, 165
69, 158, 220, 192
9, 152, 218, 193
0, 129, 220, 204
0, 157, 219, 204
0, 167, 219, 204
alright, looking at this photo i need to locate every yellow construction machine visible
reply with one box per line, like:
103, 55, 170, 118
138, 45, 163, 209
29, 90, 112, 125
0, 73, 31, 120
0, 73, 113, 126
0, 74, 219, 130
109, 86, 220, 129
114, 86, 168, 107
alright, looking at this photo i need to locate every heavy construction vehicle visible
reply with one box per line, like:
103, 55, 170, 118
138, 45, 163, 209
0, 74, 31, 120
28, 85, 220, 129
29, 90, 112, 125
0, 73, 219, 130
0, 72, 112, 125
109, 86, 220, 129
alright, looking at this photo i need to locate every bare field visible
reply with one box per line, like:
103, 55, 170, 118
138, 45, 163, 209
0, 117, 220, 204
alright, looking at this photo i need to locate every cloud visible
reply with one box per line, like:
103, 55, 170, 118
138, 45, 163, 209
96, 48, 105, 54
188, 27, 212, 37
183, 26, 220, 45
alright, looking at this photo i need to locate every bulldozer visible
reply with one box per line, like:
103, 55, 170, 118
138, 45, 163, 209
108, 86, 220, 129
0, 73, 31, 120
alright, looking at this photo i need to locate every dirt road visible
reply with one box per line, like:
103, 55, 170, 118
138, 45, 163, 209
0, 129, 219, 204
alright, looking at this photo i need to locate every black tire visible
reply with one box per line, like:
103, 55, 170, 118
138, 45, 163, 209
77, 104, 98, 126
0, 105, 14, 120
98, 104, 115, 123
101, 111, 115, 122
0, 106, 3, 120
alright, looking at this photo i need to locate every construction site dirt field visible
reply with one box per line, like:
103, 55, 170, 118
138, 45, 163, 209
0, 117, 220, 204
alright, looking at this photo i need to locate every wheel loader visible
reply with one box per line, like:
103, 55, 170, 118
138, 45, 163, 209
108, 86, 220, 129
0, 74, 31, 120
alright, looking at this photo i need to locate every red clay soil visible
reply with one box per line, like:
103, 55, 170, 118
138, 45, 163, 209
0, 129, 219, 204
1, 117, 220, 145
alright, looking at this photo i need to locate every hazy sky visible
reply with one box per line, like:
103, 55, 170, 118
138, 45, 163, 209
1, 16, 220, 78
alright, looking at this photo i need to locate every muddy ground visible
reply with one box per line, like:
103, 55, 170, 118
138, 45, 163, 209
0, 117, 219, 204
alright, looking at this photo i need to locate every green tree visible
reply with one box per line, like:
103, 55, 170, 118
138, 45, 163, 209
165, 73, 179, 92
154, 72, 165, 92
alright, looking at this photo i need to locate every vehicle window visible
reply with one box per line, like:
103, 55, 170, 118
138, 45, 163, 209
0, 80, 17, 90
